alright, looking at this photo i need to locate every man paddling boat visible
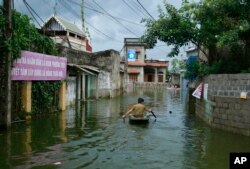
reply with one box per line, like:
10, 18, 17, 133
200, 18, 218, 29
122, 98, 152, 119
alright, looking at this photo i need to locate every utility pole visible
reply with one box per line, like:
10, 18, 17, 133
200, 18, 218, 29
81, 0, 85, 35
53, 0, 57, 16
0, 0, 12, 129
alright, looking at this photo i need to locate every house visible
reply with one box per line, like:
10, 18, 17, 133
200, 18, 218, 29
63, 49, 125, 105
41, 16, 125, 106
124, 38, 168, 83
40, 15, 92, 52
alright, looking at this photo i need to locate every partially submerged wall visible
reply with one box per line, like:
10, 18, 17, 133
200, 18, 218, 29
59, 47, 125, 99
195, 74, 250, 136
91, 50, 123, 98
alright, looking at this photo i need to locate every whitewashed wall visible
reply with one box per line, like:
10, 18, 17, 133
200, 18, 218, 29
66, 76, 76, 106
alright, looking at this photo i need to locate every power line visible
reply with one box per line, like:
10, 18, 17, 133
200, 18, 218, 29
92, 0, 140, 37
22, 0, 42, 27
57, 0, 122, 43
85, 20, 123, 43
136, 0, 155, 20
69, 0, 144, 27
121, 0, 143, 18
128, 0, 149, 18
84, 6, 144, 26
24, 0, 44, 23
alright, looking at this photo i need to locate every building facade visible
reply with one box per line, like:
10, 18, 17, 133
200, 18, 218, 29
41, 16, 124, 106
41, 15, 92, 52
124, 38, 168, 83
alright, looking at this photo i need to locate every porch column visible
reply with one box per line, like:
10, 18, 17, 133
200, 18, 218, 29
58, 110, 67, 142
163, 69, 166, 83
96, 74, 99, 99
22, 81, 32, 113
58, 81, 66, 111
81, 73, 86, 101
154, 68, 158, 82
76, 75, 81, 102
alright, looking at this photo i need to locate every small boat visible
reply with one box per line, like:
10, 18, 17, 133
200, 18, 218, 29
129, 114, 150, 124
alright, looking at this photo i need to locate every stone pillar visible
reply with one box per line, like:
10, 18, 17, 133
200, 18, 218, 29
22, 81, 32, 113
59, 81, 66, 111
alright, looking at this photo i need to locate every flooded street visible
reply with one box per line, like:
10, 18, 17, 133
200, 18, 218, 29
0, 88, 250, 169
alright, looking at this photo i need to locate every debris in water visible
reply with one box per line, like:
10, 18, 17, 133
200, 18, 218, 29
54, 162, 61, 165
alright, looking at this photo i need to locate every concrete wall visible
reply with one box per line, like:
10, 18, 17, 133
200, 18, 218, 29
97, 71, 112, 98
66, 76, 76, 106
91, 50, 123, 97
195, 74, 250, 136
59, 47, 125, 99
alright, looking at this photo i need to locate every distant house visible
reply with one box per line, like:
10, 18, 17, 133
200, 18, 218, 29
124, 38, 168, 83
40, 15, 92, 52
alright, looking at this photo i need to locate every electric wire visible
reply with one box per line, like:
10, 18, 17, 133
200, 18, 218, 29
85, 20, 123, 43
136, 0, 155, 20
121, 0, 143, 18
128, 0, 149, 18
23, 0, 44, 23
92, 0, 140, 37
16, 0, 168, 55
57, 0, 122, 43
69, 0, 144, 27
22, 0, 42, 27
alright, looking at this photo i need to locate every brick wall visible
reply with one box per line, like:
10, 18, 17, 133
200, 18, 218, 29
195, 74, 250, 136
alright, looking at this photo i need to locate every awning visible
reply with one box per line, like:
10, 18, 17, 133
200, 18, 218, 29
67, 63, 100, 75
79, 65, 100, 73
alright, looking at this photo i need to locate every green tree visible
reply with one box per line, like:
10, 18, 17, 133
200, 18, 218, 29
141, 0, 250, 72
0, 9, 61, 115
141, 2, 197, 57
170, 58, 185, 73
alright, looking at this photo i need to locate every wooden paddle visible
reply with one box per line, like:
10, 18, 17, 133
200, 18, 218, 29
150, 111, 156, 119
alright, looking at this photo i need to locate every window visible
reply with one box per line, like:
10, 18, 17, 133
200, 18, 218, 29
158, 75, 163, 82
148, 74, 153, 82
69, 32, 75, 37
129, 74, 138, 82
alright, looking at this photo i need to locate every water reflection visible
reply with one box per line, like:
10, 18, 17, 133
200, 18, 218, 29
0, 88, 249, 169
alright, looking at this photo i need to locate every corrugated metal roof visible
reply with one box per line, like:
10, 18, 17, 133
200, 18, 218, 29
68, 64, 99, 75
80, 65, 100, 73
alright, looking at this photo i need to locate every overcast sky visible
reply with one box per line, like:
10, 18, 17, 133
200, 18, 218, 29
10, 0, 187, 60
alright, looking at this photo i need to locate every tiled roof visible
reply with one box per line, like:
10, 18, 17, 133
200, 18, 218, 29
128, 61, 168, 67
128, 61, 146, 66
145, 62, 168, 67
128, 69, 140, 74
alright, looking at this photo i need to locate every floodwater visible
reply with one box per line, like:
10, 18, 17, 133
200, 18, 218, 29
0, 88, 250, 169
